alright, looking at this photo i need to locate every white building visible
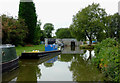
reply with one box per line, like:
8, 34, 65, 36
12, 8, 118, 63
45, 38, 83, 46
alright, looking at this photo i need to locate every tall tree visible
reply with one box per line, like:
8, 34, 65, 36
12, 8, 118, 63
70, 3, 107, 44
103, 13, 120, 42
34, 20, 42, 44
18, 0, 37, 44
104, 14, 117, 38
43, 23, 54, 38
40, 30, 46, 41
55, 28, 73, 39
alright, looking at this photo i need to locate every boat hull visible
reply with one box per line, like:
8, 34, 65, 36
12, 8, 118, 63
20, 50, 61, 59
1, 57, 19, 73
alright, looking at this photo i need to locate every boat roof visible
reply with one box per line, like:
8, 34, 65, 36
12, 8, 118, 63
0, 44, 15, 48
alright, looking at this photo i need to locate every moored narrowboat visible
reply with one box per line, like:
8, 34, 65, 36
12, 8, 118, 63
0, 44, 19, 73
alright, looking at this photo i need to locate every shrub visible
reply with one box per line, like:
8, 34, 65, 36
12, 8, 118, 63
92, 38, 120, 82
2, 14, 28, 46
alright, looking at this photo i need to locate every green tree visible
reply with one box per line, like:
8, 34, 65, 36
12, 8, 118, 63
55, 28, 74, 39
40, 30, 46, 41
104, 13, 120, 40
2, 14, 28, 45
70, 24, 86, 41
70, 3, 107, 44
43, 23, 54, 38
18, 0, 37, 44
111, 13, 120, 40
34, 20, 42, 44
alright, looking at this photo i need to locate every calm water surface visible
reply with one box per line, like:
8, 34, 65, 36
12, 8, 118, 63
2, 47, 104, 81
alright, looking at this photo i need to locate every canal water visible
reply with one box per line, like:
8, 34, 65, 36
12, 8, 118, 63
2, 47, 104, 82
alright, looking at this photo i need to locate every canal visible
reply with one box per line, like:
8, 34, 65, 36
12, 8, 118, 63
2, 47, 105, 82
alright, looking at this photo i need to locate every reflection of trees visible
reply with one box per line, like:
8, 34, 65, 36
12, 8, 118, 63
36, 66, 41, 79
69, 55, 103, 81
80, 50, 87, 56
44, 63, 54, 67
59, 49, 103, 81
58, 54, 74, 62
17, 60, 41, 82
87, 49, 93, 62
83, 50, 87, 54
80, 50, 93, 62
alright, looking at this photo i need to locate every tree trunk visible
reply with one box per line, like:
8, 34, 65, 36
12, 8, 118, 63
89, 38, 92, 45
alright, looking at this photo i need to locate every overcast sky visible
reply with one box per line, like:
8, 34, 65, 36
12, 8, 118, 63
0, 0, 120, 36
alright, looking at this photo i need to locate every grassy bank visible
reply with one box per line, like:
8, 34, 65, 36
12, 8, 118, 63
16, 44, 45, 56
79, 44, 96, 49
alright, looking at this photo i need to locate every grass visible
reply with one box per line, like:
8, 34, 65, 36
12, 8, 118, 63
80, 44, 96, 49
15, 44, 45, 56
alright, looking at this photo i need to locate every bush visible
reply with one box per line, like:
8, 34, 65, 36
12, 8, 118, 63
83, 41, 87, 44
92, 38, 120, 82
80, 44, 95, 49
2, 14, 28, 46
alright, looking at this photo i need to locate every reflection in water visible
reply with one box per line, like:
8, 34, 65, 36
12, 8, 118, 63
2, 47, 106, 82
81, 50, 94, 61
69, 54, 103, 81
58, 54, 73, 62
2, 68, 19, 81
46, 56, 58, 63
44, 56, 58, 67
62, 47, 84, 54
16, 59, 41, 82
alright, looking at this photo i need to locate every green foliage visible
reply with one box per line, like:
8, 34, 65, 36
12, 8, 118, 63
94, 38, 118, 55
83, 41, 87, 44
43, 23, 54, 38
80, 44, 95, 49
44, 63, 53, 67
92, 38, 120, 82
55, 28, 74, 39
104, 13, 120, 40
70, 3, 107, 43
40, 30, 46, 41
2, 14, 28, 46
34, 20, 42, 45
18, 1, 37, 44
59, 54, 73, 62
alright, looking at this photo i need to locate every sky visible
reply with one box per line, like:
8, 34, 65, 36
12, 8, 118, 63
0, 0, 120, 36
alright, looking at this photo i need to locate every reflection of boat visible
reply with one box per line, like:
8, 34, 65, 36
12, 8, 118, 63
46, 56, 58, 63
0, 44, 19, 73
2, 68, 19, 82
